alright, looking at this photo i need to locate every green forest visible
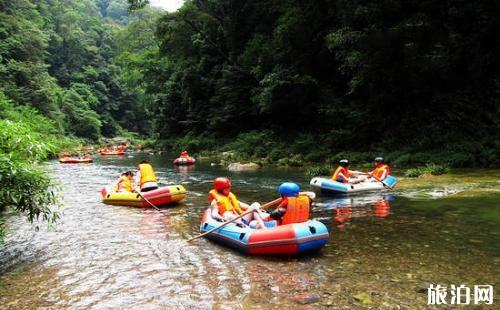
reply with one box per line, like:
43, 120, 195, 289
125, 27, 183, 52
1, 0, 499, 227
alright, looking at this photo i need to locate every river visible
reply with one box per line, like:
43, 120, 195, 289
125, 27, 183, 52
1, 152, 499, 309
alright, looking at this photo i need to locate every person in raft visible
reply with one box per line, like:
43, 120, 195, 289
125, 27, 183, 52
331, 159, 365, 184
134, 159, 159, 192
263, 182, 313, 226
179, 150, 190, 158
209, 177, 267, 228
113, 171, 134, 192
367, 157, 391, 181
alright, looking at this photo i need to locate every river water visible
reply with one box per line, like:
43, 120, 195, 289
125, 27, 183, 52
1, 152, 499, 309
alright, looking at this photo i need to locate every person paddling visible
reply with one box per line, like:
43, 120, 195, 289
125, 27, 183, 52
179, 150, 190, 158
265, 182, 312, 225
135, 159, 158, 192
368, 157, 391, 181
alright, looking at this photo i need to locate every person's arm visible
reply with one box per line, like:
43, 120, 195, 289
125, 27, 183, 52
270, 199, 287, 220
133, 171, 141, 191
210, 199, 224, 221
379, 169, 388, 180
350, 170, 367, 176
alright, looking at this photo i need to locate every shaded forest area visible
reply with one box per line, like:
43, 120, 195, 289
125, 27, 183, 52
1, 0, 499, 167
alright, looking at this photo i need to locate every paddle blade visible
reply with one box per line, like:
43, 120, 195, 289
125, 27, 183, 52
384, 175, 397, 188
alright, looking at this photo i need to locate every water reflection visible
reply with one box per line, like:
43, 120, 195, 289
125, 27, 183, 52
314, 194, 394, 227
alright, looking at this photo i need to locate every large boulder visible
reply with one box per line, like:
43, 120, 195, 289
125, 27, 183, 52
227, 162, 260, 171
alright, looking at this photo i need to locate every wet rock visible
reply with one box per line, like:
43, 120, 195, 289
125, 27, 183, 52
228, 162, 260, 171
292, 293, 320, 305
415, 286, 428, 294
353, 292, 372, 305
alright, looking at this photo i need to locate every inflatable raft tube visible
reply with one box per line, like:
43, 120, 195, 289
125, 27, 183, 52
101, 185, 186, 207
100, 151, 125, 155
199, 209, 329, 255
173, 157, 196, 165
59, 158, 93, 164
309, 176, 397, 194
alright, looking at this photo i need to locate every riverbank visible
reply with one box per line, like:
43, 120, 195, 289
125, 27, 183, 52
139, 131, 500, 169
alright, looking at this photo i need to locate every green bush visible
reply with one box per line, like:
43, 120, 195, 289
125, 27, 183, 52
0, 93, 63, 237
404, 163, 449, 178
306, 164, 333, 177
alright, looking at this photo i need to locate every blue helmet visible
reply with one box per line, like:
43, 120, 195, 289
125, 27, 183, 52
278, 182, 300, 197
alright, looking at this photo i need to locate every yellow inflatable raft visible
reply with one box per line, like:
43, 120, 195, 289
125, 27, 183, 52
101, 185, 186, 207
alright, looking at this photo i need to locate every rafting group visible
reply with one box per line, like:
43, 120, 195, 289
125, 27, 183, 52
311, 157, 397, 194
98, 154, 396, 255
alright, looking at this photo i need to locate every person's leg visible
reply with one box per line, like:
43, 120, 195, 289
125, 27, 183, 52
243, 202, 267, 229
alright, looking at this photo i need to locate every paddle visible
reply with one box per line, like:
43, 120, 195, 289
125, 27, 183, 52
185, 197, 283, 243
134, 188, 160, 211
371, 175, 395, 189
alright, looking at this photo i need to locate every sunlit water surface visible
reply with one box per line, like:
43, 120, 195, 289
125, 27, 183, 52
1, 153, 499, 309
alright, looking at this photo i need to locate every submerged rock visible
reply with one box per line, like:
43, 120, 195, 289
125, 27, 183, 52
292, 293, 320, 305
228, 162, 260, 171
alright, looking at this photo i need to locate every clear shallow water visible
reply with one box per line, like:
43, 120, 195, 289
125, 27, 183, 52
1, 152, 499, 309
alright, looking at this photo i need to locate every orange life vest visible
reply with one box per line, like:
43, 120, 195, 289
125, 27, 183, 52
370, 164, 390, 180
209, 189, 243, 215
137, 163, 157, 186
332, 166, 350, 182
280, 195, 310, 225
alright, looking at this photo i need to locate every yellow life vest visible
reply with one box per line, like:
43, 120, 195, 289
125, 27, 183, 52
138, 163, 157, 186
208, 189, 243, 215
113, 176, 133, 192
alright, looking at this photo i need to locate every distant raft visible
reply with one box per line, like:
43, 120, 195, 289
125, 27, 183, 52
59, 157, 93, 164
100, 150, 125, 156
173, 157, 196, 165
101, 185, 186, 207
309, 176, 397, 194
199, 208, 329, 255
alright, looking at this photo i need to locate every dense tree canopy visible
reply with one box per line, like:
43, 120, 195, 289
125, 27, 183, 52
0, 0, 148, 140
1, 0, 499, 164
125, 0, 499, 166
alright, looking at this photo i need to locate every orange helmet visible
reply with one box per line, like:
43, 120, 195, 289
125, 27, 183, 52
214, 177, 231, 190
181, 150, 188, 155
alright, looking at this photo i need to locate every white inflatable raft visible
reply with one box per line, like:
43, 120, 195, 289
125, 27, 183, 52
309, 176, 397, 194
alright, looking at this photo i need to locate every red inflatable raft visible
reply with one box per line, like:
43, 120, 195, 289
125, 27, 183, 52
173, 157, 196, 165
59, 157, 93, 164
100, 150, 125, 156
199, 209, 329, 255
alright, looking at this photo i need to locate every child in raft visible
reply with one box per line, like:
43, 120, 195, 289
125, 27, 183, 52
113, 171, 135, 192
209, 177, 268, 229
